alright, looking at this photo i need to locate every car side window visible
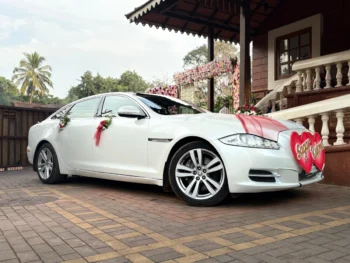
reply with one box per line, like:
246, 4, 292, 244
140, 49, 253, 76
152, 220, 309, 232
67, 97, 101, 118
102, 96, 141, 116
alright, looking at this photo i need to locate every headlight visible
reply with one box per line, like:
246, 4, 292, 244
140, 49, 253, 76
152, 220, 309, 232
219, 134, 280, 150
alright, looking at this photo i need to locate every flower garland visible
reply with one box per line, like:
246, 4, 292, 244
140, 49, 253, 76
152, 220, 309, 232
94, 116, 112, 146
145, 85, 178, 98
173, 57, 235, 86
236, 104, 262, 116
59, 116, 70, 129
232, 64, 240, 111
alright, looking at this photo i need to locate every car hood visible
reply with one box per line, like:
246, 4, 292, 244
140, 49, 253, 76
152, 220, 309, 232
161, 113, 304, 141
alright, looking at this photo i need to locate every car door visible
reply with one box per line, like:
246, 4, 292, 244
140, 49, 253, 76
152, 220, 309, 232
55, 96, 102, 171
92, 94, 150, 178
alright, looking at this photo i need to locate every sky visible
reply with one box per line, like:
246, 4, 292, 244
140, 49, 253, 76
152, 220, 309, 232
0, 0, 209, 98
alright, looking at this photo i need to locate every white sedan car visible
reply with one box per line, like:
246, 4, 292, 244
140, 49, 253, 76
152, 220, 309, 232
27, 93, 323, 206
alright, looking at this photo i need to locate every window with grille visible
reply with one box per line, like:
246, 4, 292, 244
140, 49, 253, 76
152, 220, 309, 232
276, 28, 312, 79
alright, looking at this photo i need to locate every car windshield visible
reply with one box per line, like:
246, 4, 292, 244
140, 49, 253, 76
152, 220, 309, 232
137, 94, 205, 115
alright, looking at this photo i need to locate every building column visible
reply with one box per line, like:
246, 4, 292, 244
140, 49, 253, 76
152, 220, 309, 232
207, 26, 215, 112
239, 0, 251, 105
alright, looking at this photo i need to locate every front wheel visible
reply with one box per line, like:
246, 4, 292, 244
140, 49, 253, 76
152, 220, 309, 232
169, 141, 229, 206
36, 143, 67, 184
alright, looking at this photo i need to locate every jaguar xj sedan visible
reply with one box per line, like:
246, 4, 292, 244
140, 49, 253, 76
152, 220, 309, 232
27, 92, 324, 206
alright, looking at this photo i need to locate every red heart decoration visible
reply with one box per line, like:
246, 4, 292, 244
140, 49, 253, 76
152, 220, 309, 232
290, 132, 313, 174
310, 132, 325, 171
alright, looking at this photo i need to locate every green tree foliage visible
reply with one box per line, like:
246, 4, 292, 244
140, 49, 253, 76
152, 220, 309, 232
64, 70, 149, 102
118, 70, 149, 92
183, 45, 209, 68
12, 52, 53, 103
214, 95, 233, 113
183, 42, 239, 68
0, 76, 65, 106
0, 77, 19, 105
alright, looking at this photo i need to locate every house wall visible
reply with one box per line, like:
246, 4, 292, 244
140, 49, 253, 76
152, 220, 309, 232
252, 34, 268, 94
252, 0, 350, 93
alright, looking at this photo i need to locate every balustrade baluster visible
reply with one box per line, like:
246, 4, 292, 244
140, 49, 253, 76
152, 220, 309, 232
325, 65, 332, 89
321, 113, 330, 146
336, 62, 343, 87
271, 99, 276, 112
296, 71, 302, 92
307, 116, 315, 133
334, 110, 346, 145
315, 67, 321, 90
302, 72, 306, 91
279, 92, 285, 110
305, 69, 312, 91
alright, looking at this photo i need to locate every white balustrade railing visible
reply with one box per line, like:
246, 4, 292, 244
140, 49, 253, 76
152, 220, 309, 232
256, 50, 350, 115
256, 75, 298, 113
292, 50, 350, 92
267, 94, 350, 147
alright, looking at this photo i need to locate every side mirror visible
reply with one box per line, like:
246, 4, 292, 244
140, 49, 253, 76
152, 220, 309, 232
118, 106, 146, 119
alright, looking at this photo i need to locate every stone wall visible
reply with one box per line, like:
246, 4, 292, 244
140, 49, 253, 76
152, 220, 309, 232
180, 84, 194, 103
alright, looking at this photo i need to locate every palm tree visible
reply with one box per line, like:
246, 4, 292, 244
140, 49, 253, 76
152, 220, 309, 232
12, 52, 53, 103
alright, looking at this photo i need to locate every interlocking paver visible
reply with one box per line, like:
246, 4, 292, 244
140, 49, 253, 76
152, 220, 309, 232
32, 244, 54, 254
16, 251, 40, 263
333, 259, 350, 263
227, 251, 261, 263
149, 251, 184, 262
0, 250, 17, 261
38, 251, 62, 263
74, 245, 98, 257
0, 170, 350, 263
213, 254, 235, 262
53, 244, 76, 256
317, 251, 347, 261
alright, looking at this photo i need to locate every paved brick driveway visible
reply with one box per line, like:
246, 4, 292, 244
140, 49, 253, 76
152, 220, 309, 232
0, 170, 350, 263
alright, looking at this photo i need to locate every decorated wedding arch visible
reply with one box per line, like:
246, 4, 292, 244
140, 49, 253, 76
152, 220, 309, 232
146, 57, 240, 110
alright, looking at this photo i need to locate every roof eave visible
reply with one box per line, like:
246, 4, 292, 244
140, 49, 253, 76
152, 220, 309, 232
125, 0, 166, 21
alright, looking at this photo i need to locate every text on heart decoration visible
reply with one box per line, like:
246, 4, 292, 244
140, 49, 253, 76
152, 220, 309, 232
94, 117, 112, 146
290, 132, 325, 174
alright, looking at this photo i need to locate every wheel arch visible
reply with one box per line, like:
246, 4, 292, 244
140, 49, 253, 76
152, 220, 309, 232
162, 136, 218, 191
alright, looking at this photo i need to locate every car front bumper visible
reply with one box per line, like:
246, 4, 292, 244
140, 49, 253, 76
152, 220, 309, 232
212, 130, 324, 193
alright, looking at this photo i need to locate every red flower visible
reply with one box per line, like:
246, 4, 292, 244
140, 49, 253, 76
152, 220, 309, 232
244, 105, 249, 110
100, 120, 106, 126
59, 123, 64, 129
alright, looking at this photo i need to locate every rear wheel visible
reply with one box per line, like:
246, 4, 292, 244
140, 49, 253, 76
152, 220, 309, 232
36, 143, 67, 184
169, 141, 229, 206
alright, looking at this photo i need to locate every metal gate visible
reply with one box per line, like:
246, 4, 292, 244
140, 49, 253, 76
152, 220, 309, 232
0, 106, 58, 171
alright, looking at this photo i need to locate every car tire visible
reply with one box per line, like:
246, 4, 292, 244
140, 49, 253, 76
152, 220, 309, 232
36, 143, 67, 184
169, 141, 229, 206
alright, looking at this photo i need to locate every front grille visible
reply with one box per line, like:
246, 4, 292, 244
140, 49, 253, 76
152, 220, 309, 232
249, 176, 276, 183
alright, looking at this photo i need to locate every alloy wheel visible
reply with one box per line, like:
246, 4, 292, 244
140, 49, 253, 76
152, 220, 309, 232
175, 148, 225, 200
37, 148, 54, 180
